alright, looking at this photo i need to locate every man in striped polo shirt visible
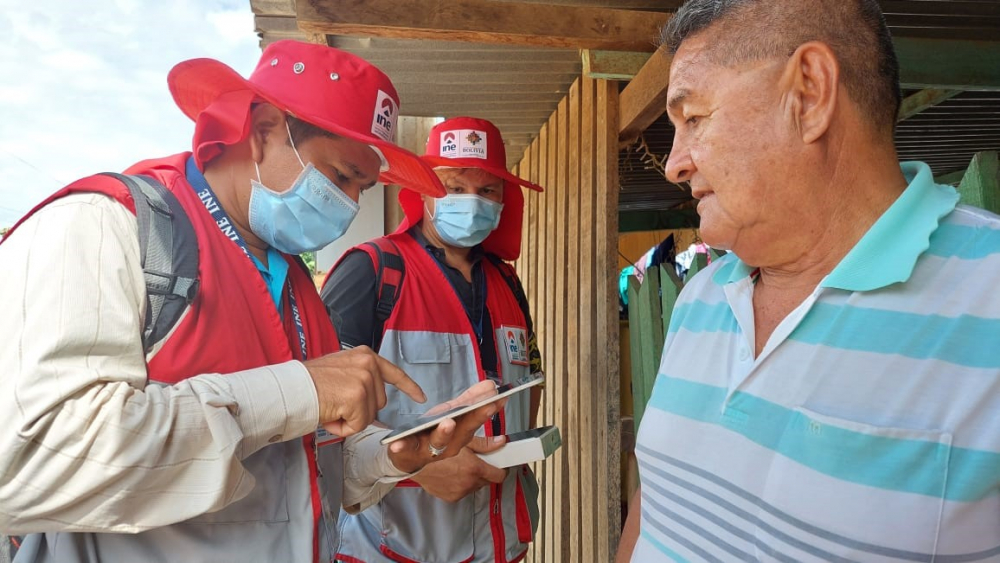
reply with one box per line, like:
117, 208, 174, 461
616, 1, 1000, 561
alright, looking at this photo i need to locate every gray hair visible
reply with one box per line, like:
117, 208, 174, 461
660, 0, 901, 138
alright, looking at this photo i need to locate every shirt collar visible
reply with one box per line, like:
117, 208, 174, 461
713, 161, 959, 291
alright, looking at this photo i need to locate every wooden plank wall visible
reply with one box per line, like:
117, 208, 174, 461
512, 75, 622, 563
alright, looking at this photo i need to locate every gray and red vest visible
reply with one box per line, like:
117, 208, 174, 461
333, 232, 540, 563
6, 153, 341, 563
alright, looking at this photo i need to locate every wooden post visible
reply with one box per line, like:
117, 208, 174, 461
578, 73, 599, 562
659, 265, 683, 354
685, 252, 709, 283
626, 276, 646, 425
596, 78, 622, 561
535, 121, 549, 562
565, 78, 583, 563
958, 151, 1000, 214
526, 135, 542, 563
632, 268, 664, 428
544, 107, 559, 563
552, 96, 570, 559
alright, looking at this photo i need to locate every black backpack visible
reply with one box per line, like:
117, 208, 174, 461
104, 173, 200, 354
362, 237, 531, 351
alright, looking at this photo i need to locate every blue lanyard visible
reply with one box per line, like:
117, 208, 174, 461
185, 157, 308, 360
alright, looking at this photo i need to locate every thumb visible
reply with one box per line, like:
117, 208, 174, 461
467, 435, 506, 454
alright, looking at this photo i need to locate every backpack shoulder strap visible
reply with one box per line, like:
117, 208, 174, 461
486, 253, 529, 313
364, 237, 405, 350
100, 173, 200, 355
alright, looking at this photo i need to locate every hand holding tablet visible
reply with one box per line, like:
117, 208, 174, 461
380, 375, 545, 445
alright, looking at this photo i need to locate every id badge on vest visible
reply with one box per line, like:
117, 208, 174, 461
501, 325, 530, 367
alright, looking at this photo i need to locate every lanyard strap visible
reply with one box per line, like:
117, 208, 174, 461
287, 284, 308, 361
185, 157, 307, 360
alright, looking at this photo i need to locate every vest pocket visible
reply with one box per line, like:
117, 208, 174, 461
513, 466, 539, 544
386, 330, 478, 420
379, 488, 475, 562
398, 330, 452, 365
182, 443, 290, 524
753, 406, 950, 562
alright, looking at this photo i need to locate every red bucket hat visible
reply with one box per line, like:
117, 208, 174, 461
396, 117, 544, 260
167, 39, 445, 197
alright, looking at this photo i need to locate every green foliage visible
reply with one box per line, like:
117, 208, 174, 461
301, 251, 317, 274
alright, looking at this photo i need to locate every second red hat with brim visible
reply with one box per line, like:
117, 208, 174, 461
420, 116, 544, 194
167, 39, 445, 197
395, 117, 544, 260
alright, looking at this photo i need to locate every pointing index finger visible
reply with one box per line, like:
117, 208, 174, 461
376, 355, 426, 403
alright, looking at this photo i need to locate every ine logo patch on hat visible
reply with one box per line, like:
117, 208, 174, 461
439, 129, 488, 160
371, 90, 398, 142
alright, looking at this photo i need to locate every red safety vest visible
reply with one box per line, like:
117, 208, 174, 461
333, 232, 538, 563
4, 152, 339, 563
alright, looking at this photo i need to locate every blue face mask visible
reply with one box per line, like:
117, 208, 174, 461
248, 124, 360, 255
429, 194, 504, 248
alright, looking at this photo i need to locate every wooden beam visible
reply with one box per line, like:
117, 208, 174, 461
897, 89, 962, 122
305, 32, 327, 44
296, 0, 668, 52
895, 37, 1000, 91
958, 151, 1000, 214
619, 209, 699, 232
251, 0, 295, 16
618, 49, 673, 144
600, 37, 1000, 86
934, 169, 968, 186
583, 50, 654, 81
614, 36, 1000, 141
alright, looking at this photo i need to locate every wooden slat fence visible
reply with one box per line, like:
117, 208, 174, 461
512, 75, 621, 563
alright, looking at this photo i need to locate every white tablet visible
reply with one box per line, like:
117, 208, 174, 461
380, 374, 544, 445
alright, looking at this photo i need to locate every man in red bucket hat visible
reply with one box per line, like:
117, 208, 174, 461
0, 41, 502, 563
322, 116, 545, 563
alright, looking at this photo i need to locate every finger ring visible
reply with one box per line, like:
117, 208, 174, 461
428, 443, 446, 457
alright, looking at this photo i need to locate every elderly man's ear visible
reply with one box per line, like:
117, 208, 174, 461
782, 41, 840, 145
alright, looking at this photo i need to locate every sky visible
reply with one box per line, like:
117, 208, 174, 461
0, 0, 262, 227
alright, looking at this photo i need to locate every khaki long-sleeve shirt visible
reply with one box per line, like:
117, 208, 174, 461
0, 193, 405, 535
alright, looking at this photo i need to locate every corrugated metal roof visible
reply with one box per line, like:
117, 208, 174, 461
896, 90, 1000, 176
251, 1, 1000, 214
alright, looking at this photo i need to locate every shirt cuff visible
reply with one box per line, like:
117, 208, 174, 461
342, 426, 418, 514
226, 360, 319, 459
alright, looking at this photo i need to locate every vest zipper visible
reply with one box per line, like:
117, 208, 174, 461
490, 483, 506, 563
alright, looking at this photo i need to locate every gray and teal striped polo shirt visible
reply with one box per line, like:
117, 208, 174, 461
634, 161, 1000, 562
